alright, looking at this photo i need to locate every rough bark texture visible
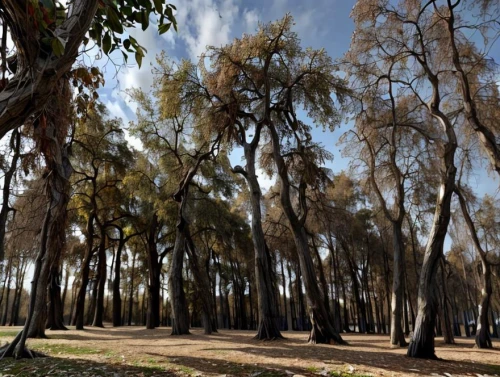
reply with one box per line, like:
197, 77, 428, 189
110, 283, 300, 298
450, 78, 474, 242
390, 223, 407, 347
0, 129, 20, 261
112, 231, 126, 327
46, 266, 68, 331
0, 0, 99, 140
27, 91, 73, 338
169, 228, 190, 335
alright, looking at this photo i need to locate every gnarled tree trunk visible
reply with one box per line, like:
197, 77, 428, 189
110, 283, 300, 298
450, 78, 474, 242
233, 134, 283, 340
269, 123, 344, 345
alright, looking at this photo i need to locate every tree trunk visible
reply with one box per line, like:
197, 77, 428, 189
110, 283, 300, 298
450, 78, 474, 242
1, 256, 12, 326
92, 230, 107, 327
185, 228, 217, 334
28, 125, 73, 338
112, 236, 125, 327
128, 249, 136, 326
72, 214, 96, 330
46, 266, 67, 330
169, 228, 190, 335
61, 265, 70, 319
234, 137, 283, 339
439, 259, 454, 344
0, 130, 20, 261
475, 259, 493, 348
390, 222, 408, 346
146, 214, 161, 329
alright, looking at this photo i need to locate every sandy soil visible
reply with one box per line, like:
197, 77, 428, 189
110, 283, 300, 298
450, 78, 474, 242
1, 326, 500, 377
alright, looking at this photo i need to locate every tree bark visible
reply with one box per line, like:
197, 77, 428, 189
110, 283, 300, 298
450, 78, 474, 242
145, 213, 161, 329
92, 229, 107, 327
0, 0, 99, 140
72, 214, 96, 330
169, 227, 190, 335
0, 129, 21, 261
390, 223, 408, 346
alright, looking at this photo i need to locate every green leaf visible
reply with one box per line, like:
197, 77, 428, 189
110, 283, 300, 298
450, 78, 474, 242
51, 36, 65, 57
106, 7, 124, 34
122, 6, 133, 16
123, 38, 131, 50
135, 51, 143, 68
158, 23, 171, 35
141, 10, 149, 31
153, 0, 163, 13
102, 32, 112, 55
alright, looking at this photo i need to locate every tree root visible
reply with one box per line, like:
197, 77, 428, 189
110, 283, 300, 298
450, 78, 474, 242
253, 318, 284, 341
0, 343, 47, 359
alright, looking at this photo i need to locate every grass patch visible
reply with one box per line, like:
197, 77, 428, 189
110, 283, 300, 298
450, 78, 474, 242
0, 357, 173, 376
31, 343, 106, 356
0, 330, 19, 337
487, 364, 500, 374
330, 372, 372, 377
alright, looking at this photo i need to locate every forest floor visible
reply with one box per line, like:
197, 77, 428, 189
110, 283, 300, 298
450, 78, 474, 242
0, 326, 499, 377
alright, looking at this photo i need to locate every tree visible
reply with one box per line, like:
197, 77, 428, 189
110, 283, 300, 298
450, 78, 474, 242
70, 104, 133, 330
0, 0, 176, 140
455, 190, 497, 348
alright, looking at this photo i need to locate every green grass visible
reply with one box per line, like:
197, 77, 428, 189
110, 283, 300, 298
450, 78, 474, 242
31, 343, 106, 356
487, 364, 500, 374
330, 372, 372, 377
0, 330, 19, 337
306, 366, 320, 373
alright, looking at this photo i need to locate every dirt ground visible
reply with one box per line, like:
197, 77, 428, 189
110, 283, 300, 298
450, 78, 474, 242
1, 326, 500, 377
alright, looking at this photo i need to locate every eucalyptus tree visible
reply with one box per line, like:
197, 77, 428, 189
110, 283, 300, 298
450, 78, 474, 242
70, 103, 134, 330
195, 28, 290, 339
129, 59, 234, 334
340, 73, 428, 344
254, 15, 347, 344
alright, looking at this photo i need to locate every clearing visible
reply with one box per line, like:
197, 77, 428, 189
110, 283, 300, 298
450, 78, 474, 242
0, 327, 499, 377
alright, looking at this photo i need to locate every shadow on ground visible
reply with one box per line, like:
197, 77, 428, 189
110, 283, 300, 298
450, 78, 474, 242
0, 356, 175, 376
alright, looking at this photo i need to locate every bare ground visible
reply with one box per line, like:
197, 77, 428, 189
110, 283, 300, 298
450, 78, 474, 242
1, 326, 499, 377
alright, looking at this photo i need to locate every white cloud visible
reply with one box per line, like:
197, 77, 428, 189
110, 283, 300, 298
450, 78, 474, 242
174, 0, 239, 60
243, 8, 260, 32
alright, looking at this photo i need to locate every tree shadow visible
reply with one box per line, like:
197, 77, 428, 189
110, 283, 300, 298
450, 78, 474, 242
0, 355, 175, 376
